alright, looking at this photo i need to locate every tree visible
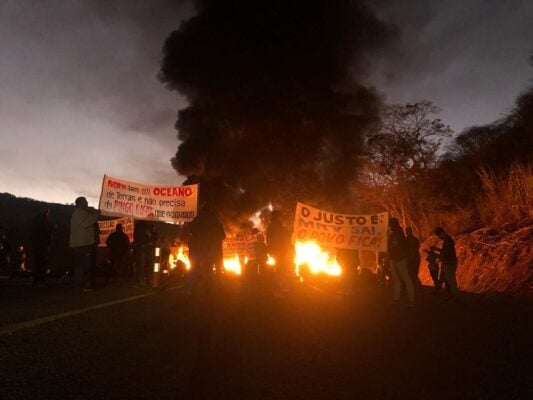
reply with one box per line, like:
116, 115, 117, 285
358, 101, 452, 233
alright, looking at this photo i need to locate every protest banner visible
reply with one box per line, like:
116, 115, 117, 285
292, 202, 389, 252
97, 217, 134, 247
98, 175, 198, 224
223, 235, 259, 260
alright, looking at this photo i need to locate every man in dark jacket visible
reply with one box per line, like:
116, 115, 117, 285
388, 218, 415, 305
405, 227, 421, 287
106, 224, 130, 282
186, 205, 226, 293
133, 221, 150, 286
266, 211, 292, 274
434, 227, 459, 298
31, 207, 52, 286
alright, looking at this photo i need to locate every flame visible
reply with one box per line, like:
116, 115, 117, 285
168, 245, 191, 270
223, 255, 242, 275
294, 241, 342, 276
266, 255, 276, 266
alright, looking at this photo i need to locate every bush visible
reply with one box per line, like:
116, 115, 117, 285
477, 162, 533, 226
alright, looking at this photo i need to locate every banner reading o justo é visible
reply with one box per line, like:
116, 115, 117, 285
292, 202, 389, 252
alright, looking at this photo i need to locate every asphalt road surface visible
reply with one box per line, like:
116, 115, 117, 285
1, 276, 532, 400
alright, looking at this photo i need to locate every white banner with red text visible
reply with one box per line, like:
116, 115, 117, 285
97, 217, 134, 247
98, 175, 198, 223
222, 235, 260, 260
292, 202, 388, 252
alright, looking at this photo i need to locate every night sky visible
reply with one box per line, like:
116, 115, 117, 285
1, 0, 532, 205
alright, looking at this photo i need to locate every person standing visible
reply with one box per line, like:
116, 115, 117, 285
133, 221, 150, 287
434, 227, 459, 299
405, 227, 421, 287
145, 224, 159, 286
424, 247, 442, 293
30, 207, 52, 286
388, 218, 415, 306
69, 197, 99, 291
0, 230, 12, 276
186, 204, 226, 294
105, 223, 130, 283
252, 229, 268, 276
266, 210, 291, 282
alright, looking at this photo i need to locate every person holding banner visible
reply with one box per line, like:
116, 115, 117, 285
387, 218, 415, 306
69, 197, 99, 291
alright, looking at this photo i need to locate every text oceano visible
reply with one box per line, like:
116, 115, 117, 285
153, 187, 193, 197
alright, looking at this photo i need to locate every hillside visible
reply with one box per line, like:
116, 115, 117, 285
420, 220, 533, 298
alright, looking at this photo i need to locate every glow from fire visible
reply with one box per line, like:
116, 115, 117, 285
266, 255, 276, 266
294, 241, 342, 276
223, 255, 242, 275
168, 245, 191, 270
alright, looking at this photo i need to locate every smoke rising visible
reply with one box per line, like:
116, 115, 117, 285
160, 0, 391, 225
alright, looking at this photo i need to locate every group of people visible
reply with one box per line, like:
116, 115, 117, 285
387, 218, 458, 305
0, 230, 27, 277
24, 196, 165, 290
15, 196, 460, 302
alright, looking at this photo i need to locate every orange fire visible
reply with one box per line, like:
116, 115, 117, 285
223, 255, 243, 275
168, 245, 191, 270
294, 241, 342, 277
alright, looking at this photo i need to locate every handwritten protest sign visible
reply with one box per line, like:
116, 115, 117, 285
98, 175, 198, 223
223, 235, 259, 260
97, 217, 134, 247
292, 202, 388, 252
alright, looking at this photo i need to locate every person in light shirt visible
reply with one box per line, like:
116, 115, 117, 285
69, 197, 99, 290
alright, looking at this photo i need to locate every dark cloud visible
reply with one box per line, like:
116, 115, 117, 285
160, 0, 392, 223
1, 0, 531, 209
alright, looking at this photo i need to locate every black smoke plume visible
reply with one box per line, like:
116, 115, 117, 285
160, 0, 390, 227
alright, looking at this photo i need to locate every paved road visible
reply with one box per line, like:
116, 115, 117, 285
1, 277, 532, 399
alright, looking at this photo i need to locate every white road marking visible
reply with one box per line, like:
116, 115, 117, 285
0, 292, 154, 336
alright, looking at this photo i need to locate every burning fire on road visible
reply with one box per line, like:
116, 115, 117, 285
223, 255, 243, 275
168, 246, 191, 271
294, 241, 342, 277
167, 241, 342, 278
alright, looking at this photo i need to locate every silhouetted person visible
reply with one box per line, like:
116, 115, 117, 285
12, 245, 26, 277
145, 224, 159, 285
405, 227, 421, 287
30, 207, 52, 286
186, 205, 226, 294
251, 228, 268, 275
267, 210, 293, 290
69, 197, 99, 291
160, 236, 171, 273
434, 227, 458, 299
388, 218, 415, 306
106, 223, 130, 283
133, 221, 150, 287
0, 230, 12, 276
90, 221, 100, 288
425, 247, 441, 292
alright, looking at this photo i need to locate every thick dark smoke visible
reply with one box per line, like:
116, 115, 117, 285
160, 0, 391, 227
